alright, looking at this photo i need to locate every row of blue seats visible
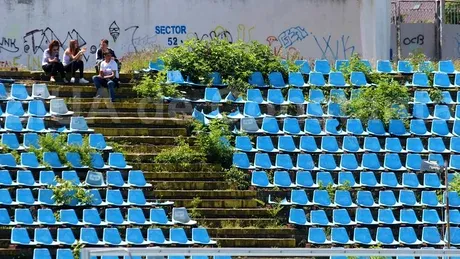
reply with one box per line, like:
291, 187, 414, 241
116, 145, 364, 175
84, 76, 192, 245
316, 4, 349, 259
269, 189, 459, 208
0, 152, 131, 170
0, 83, 55, 101
289, 208, 459, 226
1, 207, 195, 226
252, 170, 447, 189
11, 227, 215, 246
0, 115, 93, 133
0, 99, 73, 117
0, 188, 172, 207
233, 152, 459, 171
0, 170, 150, 188
0, 132, 111, 151
235, 135, 460, 154
412, 90, 460, 104
234, 117, 460, 137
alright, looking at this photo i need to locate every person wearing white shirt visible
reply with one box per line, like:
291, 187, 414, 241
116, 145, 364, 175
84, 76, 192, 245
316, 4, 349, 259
92, 51, 118, 102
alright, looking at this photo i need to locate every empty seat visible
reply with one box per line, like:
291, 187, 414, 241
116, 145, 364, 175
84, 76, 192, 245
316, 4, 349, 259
28, 100, 50, 117
333, 208, 356, 226
350, 71, 370, 87
251, 171, 273, 188
316, 171, 335, 186
314, 60, 331, 74
106, 189, 128, 206
306, 103, 324, 117
127, 208, 150, 225
170, 228, 194, 245
361, 153, 383, 170
23, 133, 39, 149
413, 91, 432, 104
338, 171, 359, 188
128, 189, 157, 206
105, 208, 128, 226
37, 209, 61, 226
422, 226, 445, 245
295, 171, 317, 188
377, 60, 396, 73
432, 120, 453, 137
68, 117, 94, 133
267, 89, 288, 105
422, 209, 444, 225
354, 227, 377, 245
289, 208, 310, 225
295, 60, 311, 74
192, 227, 216, 245
376, 227, 399, 245
379, 190, 401, 207
427, 137, 448, 153
328, 72, 349, 87
364, 137, 384, 152
2, 133, 23, 151
400, 208, 422, 225
410, 119, 431, 136
287, 88, 307, 104
11, 84, 32, 101
325, 118, 345, 135
308, 228, 331, 244
357, 190, 379, 207
308, 89, 325, 103
355, 208, 378, 224
146, 228, 171, 245
278, 136, 299, 153
407, 137, 427, 153
438, 60, 458, 73
321, 136, 342, 153
33, 248, 51, 259
172, 207, 197, 225
16, 188, 39, 205
331, 227, 354, 244
360, 171, 381, 188
274, 171, 296, 187
434, 72, 453, 88
381, 172, 402, 188
304, 118, 326, 135
291, 189, 312, 206
248, 72, 267, 87
26, 117, 49, 133
366, 119, 388, 136
239, 117, 263, 134
235, 136, 256, 152
340, 154, 361, 170
15, 208, 38, 225
80, 227, 105, 245
268, 72, 288, 88
49, 99, 73, 116
308, 72, 326, 87
424, 173, 445, 189
318, 154, 339, 171
389, 119, 409, 136
378, 209, 399, 225
150, 208, 173, 226
233, 153, 253, 170
32, 83, 55, 100
313, 190, 336, 207
421, 191, 443, 207
261, 117, 283, 134
335, 190, 356, 207
108, 152, 132, 170
89, 134, 112, 151
385, 138, 404, 153
397, 60, 413, 73
103, 228, 126, 246
398, 227, 422, 245
296, 154, 318, 171
254, 153, 276, 169
399, 190, 420, 207
335, 60, 349, 70
402, 173, 423, 188
16, 170, 39, 186
434, 105, 454, 120
384, 153, 405, 171
11, 227, 35, 245
43, 152, 67, 169
288, 72, 308, 87
0, 208, 13, 225
5, 115, 25, 132
283, 118, 304, 135
406, 153, 422, 171
5, 100, 25, 117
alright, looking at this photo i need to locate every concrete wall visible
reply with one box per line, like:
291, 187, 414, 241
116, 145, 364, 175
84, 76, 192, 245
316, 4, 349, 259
0, 0, 390, 70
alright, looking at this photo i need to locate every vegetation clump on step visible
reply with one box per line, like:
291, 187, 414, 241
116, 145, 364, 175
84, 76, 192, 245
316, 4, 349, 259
50, 178, 93, 206
120, 47, 162, 73
154, 136, 206, 171
224, 167, 250, 190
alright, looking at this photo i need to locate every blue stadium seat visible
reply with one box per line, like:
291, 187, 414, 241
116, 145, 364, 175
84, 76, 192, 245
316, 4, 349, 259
56, 249, 76, 259
127, 170, 151, 188
11, 84, 32, 101
379, 190, 401, 207
233, 153, 253, 170
454, 120, 460, 137
418, 61, 434, 73
350, 71, 370, 87
67, 133, 83, 147
340, 154, 361, 171
406, 72, 430, 87
248, 72, 267, 88
427, 137, 448, 153
34, 248, 51, 259
4, 100, 25, 117
43, 152, 67, 169
431, 153, 446, 167
15, 208, 37, 225
278, 136, 299, 153
224, 91, 244, 104
235, 136, 256, 152
406, 153, 422, 170
455, 74, 460, 88
313, 190, 336, 207
316, 171, 335, 187
261, 117, 283, 134
0, 208, 13, 225
424, 173, 445, 189
410, 119, 431, 136
366, 119, 388, 136
338, 171, 359, 188
108, 152, 132, 170
288, 72, 308, 87
355, 208, 378, 224
126, 228, 150, 245
328, 72, 349, 87
333, 208, 355, 226
4, 115, 25, 132
146, 228, 171, 245
68, 116, 94, 133
295, 60, 311, 74
397, 60, 413, 73
80, 227, 105, 245
327, 103, 346, 117
389, 119, 409, 136
172, 207, 196, 225
325, 118, 345, 135
26, 117, 49, 133
422, 226, 445, 245
306, 103, 324, 117
421, 191, 444, 207
321, 136, 341, 153
127, 208, 150, 225
0, 153, 20, 169
399, 190, 421, 206
11, 227, 34, 245
308, 72, 326, 87
150, 208, 173, 226
400, 208, 422, 225
89, 133, 112, 151
28, 100, 50, 117
64, 152, 87, 170
314, 60, 331, 74
37, 209, 61, 226
381, 172, 402, 188
287, 88, 307, 104
384, 153, 406, 171
434, 72, 454, 88
0, 170, 15, 186
446, 191, 460, 207
296, 154, 318, 171
354, 227, 376, 245
308, 89, 325, 103
376, 227, 399, 245
422, 209, 444, 225
23, 133, 39, 150
200, 87, 223, 103
335, 60, 349, 70
402, 173, 423, 188
103, 228, 126, 246
378, 209, 399, 225
291, 189, 312, 206
360, 171, 381, 188
406, 137, 427, 153
377, 60, 396, 73
267, 89, 288, 105
59, 209, 82, 226
170, 228, 193, 245
413, 103, 432, 119
106, 189, 128, 206
106, 171, 128, 188
32, 229, 60, 247
295, 171, 317, 188
37, 189, 55, 206
399, 227, 423, 245
246, 89, 266, 104
443, 91, 455, 104
361, 153, 383, 170
16, 170, 39, 186
83, 208, 107, 226
105, 208, 128, 226
318, 154, 339, 171
299, 136, 320, 153
16, 188, 39, 205
450, 210, 460, 225
254, 153, 276, 169
335, 190, 356, 207
2, 133, 23, 151
268, 72, 288, 88
385, 137, 405, 153
283, 118, 304, 135
331, 227, 354, 244
244, 102, 265, 118
413, 90, 432, 104
239, 117, 263, 134
304, 119, 326, 135
308, 228, 331, 244
0, 83, 9, 101
289, 208, 310, 225
274, 171, 296, 187
438, 60, 458, 73
450, 154, 460, 170
444, 227, 460, 245
128, 189, 156, 206
49, 98, 73, 116
192, 227, 216, 245
434, 104, 454, 120
251, 171, 273, 188
311, 210, 333, 226
364, 137, 384, 152
342, 136, 363, 152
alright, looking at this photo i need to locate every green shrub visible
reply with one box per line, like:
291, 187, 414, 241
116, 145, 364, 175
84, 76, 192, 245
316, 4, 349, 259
451, 173, 460, 193
224, 167, 250, 190
193, 118, 234, 168
339, 53, 372, 82
154, 137, 206, 166
133, 73, 183, 100
50, 177, 93, 206
120, 47, 162, 73
429, 87, 443, 103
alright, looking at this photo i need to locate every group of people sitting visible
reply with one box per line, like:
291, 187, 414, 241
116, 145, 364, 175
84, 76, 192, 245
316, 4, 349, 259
41, 39, 120, 102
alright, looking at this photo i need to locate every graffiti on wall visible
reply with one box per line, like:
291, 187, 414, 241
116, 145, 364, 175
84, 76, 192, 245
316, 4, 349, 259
314, 35, 355, 60
0, 37, 20, 53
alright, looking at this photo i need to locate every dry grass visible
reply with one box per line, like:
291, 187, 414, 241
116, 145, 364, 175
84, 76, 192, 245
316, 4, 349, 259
119, 47, 162, 73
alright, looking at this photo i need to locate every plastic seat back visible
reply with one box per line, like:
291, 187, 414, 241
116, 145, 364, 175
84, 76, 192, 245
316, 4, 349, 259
314, 60, 331, 74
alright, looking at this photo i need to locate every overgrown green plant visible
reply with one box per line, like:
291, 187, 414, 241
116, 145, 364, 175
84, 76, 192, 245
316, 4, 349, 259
343, 78, 410, 126
119, 47, 162, 73
407, 48, 427, 71
133, 73, 183, 100
0, 143, 21, 161
429, 87, 443, 103
450, 173, 460, 193
189, 197, 202, 218
339, 53, 372, 82
50, 177, 93, 206
193, 118, 234, 168
71, 241, 85, 259
224, 167, 250, 190
318, 181, 352, 199
154, 136, 206, 170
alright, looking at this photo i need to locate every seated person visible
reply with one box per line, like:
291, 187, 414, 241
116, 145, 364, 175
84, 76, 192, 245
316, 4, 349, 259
42, 40, 66, 82
92, 51, 118, 102
95, 39, 121, 73
63, 39, 89, 83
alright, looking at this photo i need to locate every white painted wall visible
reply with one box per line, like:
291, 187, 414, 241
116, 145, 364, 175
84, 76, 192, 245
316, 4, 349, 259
0, 0, 389, 70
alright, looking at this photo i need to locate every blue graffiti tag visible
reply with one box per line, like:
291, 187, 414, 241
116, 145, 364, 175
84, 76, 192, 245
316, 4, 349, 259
278, 26, 308, 48
314, 35, 355, 60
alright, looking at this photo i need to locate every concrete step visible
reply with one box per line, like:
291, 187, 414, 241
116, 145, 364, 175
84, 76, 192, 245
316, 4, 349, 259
106, 136, 194, 145
216, 237, 296, 248
134, 163, 221, 172
76, 111, 172, 117
151, 190, 257, 199
85, 117, 189, 127
173, 199, 258, 208
197, 218, 281, 228
144, 171, 224, 181
93, 127, 187, 136
208, 228, 297, 238
150, 181, 231, 190
194, 208, 273, 218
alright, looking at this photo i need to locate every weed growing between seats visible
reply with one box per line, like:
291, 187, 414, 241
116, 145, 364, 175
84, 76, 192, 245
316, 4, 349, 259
134, 72, 183, 100
50, 178, 93, 206
189, 197, 202, 218
154, 136, 206, 170
450, 173, 460, 193
318, 181, 352, 199
224, 167, 250, 190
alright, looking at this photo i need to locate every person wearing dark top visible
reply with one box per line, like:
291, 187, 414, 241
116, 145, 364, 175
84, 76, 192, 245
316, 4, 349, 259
42, 40, 67, 82
95, 39, 121, 73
